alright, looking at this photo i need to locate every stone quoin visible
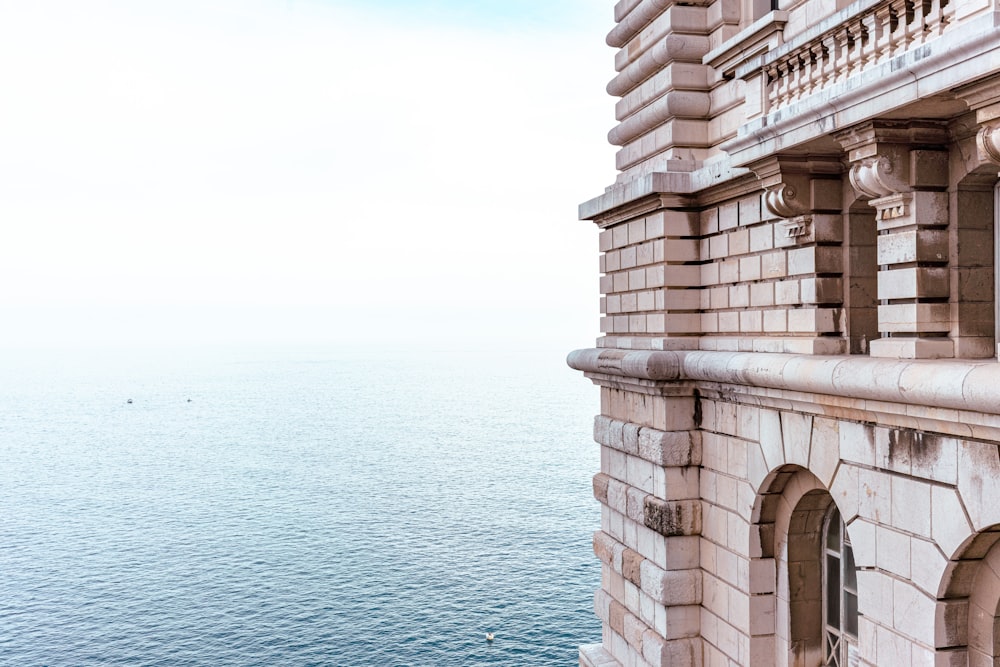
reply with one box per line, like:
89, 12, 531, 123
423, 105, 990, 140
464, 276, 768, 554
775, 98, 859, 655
571, 0, 1000, 664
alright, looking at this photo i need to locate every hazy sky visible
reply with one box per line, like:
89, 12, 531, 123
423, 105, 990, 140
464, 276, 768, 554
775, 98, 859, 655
0, 0, 616, 350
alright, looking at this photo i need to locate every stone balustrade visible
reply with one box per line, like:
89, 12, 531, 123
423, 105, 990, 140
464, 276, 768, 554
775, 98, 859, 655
760, 0, 956, 113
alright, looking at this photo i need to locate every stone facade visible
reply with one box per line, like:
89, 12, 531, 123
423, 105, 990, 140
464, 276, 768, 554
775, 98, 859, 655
572, 1, 1000, 665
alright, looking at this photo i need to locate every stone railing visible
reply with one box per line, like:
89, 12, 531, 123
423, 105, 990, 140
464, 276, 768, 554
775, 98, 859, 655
762, 0, 955, 111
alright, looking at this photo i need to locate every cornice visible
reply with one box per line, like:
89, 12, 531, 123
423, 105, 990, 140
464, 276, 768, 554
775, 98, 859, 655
567, 349, 1000, 433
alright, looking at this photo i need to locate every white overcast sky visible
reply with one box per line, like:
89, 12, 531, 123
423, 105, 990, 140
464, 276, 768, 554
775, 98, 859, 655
0, 0, 616, 350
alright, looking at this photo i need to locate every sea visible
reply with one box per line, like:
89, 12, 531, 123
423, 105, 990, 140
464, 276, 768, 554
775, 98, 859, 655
0, 345, 602, 666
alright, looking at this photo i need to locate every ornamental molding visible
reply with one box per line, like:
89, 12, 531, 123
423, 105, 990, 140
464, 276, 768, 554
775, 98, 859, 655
849, 155, 905, 200
748, 155, 843, 219
976, 121, 1000, 165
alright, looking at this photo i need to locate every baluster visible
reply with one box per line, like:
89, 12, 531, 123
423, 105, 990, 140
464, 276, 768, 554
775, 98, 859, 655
848, 19, 865, 75
889, 0, 912, 55
909, 0, 926, 45
765, 64, 779, 112
809, 43, 826, 94
834, 27, 852, 79
923, 0, 942, 37
819, 34, 838, 89
773, 61, 789, 109
800, 50, 815, 98
939, 0, 955, 36
786, 56, 801, 103
859, 12, 877, 70
873, 5, 893, 63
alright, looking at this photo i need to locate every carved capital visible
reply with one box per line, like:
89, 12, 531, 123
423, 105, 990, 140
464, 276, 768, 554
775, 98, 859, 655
976, 121, 1000, 165
849, 155, 904, 199
835, 119, 948, 200
763, 179, 810, 218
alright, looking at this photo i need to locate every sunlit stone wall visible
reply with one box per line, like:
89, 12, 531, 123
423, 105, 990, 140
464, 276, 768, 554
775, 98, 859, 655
573, 0, 1000, 665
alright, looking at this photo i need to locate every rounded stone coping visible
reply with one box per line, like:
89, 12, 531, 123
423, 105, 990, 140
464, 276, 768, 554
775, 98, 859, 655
567, 348, 1000, 415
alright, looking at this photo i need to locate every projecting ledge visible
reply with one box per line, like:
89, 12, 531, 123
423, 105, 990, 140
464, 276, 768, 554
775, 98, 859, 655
567, 348, 1000, 416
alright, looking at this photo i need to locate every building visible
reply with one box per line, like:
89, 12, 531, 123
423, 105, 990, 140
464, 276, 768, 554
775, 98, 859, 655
569, 0, 1000, 665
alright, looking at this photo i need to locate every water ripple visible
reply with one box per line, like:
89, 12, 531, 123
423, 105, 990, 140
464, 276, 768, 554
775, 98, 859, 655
0, 347, 601, 665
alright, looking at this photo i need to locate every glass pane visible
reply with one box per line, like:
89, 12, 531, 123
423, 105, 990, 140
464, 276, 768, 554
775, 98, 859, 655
843, 540, 857, 592
826, 554, 841, 626
826, 507, 841, 550
844, 591, 858, 638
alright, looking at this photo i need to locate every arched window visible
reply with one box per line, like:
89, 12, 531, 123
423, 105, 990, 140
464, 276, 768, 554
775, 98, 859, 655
823, 505, 858, 666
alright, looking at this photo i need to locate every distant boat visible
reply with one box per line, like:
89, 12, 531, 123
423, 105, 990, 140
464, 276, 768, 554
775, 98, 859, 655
486, 633, 494, 642
126, 399, 133, 404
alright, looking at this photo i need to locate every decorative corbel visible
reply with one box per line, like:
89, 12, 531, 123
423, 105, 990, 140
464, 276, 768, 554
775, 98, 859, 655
848, 154, 905, 200
762, 175, 811, 219
976, 120, 1000, 165
748, 155, 843, 241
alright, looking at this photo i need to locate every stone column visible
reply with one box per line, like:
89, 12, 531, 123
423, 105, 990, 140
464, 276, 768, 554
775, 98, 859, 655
747, 155, 849, 354
572, 350, 703, 667
836, 121, 953, 359
953, 77, 1000, 358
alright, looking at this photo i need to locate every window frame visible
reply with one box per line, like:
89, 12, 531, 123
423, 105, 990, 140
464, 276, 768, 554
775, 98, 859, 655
822, 505, 858, 667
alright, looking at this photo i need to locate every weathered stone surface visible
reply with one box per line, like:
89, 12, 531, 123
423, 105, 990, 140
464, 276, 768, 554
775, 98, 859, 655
643, 497, 701, 537
572, 1, 1000, 664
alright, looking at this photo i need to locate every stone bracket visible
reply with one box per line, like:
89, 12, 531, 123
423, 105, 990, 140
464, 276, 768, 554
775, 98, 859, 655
748, 155, 843, 219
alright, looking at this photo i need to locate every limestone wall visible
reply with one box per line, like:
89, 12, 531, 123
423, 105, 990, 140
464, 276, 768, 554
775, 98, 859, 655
572, 350, 1000, 666
575, 0, 1000, 664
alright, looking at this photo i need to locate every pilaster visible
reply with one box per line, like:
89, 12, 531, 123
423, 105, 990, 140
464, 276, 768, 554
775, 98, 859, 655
953, 77, 1000, 358
744, 155, 848, 354
836, 121, 953, 359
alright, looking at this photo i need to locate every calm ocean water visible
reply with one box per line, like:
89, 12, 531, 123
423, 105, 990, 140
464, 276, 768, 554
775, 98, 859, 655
0, 345, 601, 666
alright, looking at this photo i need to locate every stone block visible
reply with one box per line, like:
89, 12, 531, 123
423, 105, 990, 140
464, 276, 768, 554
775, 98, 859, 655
750, 223, 774, 252
759, 409, 786, 472
876, 229, 948, 265
847, 518, 877, 568
642, 632, 700, 667
750, 282, 774, 306
665, 238, 701, 262
621, 246, 638, 269
893, 579, 935, 645
640, 562, 702, 606
876, 525, 911, 578
877, 267, 950, 300
857, 466, 891, 524
774, 279, 799, 304
761, 250, 787, 278
613, 224, 630, 249
719, 312, 740, 334
809, 417, 840, 487
622, 547, 644, 586
599, 230, 614, 252
644, 497, 702, 537
781, 411, 813, 466
909, 536, 946, 597
739, 195, 761, 226
931, 486, 972, 560
957, 439, 1000, 531
710, 234, 729, 260
628, 218, 646, 245
878, 303, 951, 333
739, 310, 763, 332
638, 428, 701, 466
593, 472, 612, 505
890, 476, 931, 537
719, 258, 740, 283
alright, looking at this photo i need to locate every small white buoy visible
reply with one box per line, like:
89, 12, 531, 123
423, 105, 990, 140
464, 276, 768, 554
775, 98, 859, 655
486, 633, 495, 642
